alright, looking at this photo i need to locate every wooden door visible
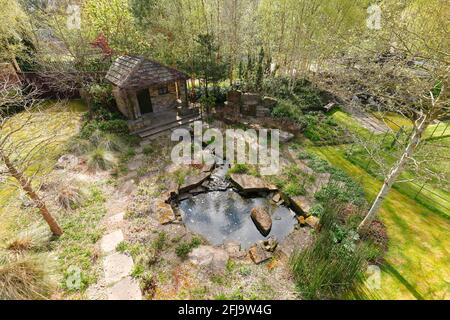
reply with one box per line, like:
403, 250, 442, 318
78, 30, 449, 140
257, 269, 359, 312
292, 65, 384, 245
137, 89, 153, 114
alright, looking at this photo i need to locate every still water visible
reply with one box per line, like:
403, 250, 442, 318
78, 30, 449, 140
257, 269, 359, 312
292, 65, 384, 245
179, 190, 296, 249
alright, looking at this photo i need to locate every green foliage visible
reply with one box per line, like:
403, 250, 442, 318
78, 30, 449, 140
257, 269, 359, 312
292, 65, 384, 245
143, 145, 154, 156
309, 203, 325, 218
152, 232, 167, 251
299, 151, 366, 206
80, 119, 129, 138
290, 208, 367, 299
283, 181, 305, 197
131, 264, 145, 278
87, 147, 115, 171
228, 164, 250, 174
264, 78, 323, 110
57, 185, 106, 292
175, 237, 202, 259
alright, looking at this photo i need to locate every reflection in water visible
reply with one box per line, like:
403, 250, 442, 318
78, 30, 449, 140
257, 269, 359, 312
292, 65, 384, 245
179, 190, 296, 249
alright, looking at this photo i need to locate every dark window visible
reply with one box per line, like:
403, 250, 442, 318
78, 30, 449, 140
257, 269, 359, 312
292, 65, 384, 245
158, 86, 169, 95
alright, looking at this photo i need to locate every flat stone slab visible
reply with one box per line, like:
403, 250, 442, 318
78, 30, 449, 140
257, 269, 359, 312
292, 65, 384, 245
188, 246, 229, 273
289, 195, 313, 216
100, 230, 124, 254
107, 212, 124, 226
249, 242, 273, 264
179, 172, 211, 193
103, 252, 134, 285
229, 174, 277, 193
107, 276, 142, 300
305, 216, 320, 230
127, 154, 144, 171
155, 200, 176, 225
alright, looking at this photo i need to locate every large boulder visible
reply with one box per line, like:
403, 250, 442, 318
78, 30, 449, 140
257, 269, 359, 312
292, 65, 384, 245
179, 172, 211, 193
229, 174, 277, 193
188, 246, 229, 273
250, 207, 272, 236
155, 200, 175, 225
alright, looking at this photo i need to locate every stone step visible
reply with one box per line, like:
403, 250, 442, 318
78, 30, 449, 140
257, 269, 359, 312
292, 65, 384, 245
131, 112, 200, 136
100, 230, 124, 254
137, 115, 202, 139
107, 276, 142, 300
103, 252, 134, 285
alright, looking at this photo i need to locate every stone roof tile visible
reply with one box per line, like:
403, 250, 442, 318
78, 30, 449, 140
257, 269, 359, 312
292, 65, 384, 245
105, 55, 188, 89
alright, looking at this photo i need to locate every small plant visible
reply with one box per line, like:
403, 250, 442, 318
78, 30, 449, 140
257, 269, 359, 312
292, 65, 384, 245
57, 184, 86, 210
87, 147, 116, 171
290, 208, 368, 299
131, 264, 144, 278
143, 145, 154, 156
152, 232, 167, 251
228, 163, 249, 174
175, 242, 192, 259
116, 241, 128, 253
175, 237, 202, 259
309, 204, 325, 218
238, 266, 252, 277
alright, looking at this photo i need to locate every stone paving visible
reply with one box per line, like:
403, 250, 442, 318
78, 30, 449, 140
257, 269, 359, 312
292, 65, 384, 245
87, 180, 142, 300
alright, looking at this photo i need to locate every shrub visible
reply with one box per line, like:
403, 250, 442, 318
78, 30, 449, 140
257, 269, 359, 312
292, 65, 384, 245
80, 119, 128, 139
0, 252, 56, 299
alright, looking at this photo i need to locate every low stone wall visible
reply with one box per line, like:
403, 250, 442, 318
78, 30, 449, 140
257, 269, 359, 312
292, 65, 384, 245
226, 90, 276, 118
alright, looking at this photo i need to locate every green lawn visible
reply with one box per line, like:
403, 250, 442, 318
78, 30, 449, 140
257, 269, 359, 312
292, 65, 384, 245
0, 100, 87, 242
331, 110, 449, 218
373, 111, 450, 140
307, 145, 450, 300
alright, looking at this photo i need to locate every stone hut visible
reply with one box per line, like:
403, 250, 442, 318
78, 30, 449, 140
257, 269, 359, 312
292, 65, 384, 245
106, 56, 196, 135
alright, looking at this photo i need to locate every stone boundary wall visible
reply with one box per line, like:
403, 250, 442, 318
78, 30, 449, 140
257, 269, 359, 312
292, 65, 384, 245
226, 90, 277, 118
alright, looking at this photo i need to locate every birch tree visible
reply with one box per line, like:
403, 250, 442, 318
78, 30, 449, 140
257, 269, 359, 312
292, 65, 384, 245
0, 78, 67, 236
321, 0, 449, 232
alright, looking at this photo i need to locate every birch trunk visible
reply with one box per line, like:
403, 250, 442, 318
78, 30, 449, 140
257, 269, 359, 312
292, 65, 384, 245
1, 152, 63, 236
358, 114, 429, 233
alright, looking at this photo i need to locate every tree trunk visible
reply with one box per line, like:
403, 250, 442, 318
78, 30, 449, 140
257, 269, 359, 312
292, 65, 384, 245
358, 114, 429, 233
1, 152, 63, 236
